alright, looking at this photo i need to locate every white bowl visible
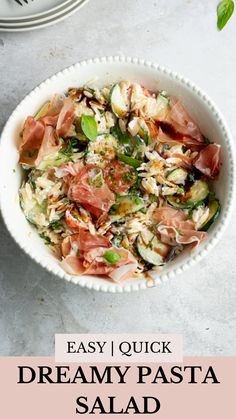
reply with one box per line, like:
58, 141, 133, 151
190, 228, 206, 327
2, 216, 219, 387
0, 56, 235, 293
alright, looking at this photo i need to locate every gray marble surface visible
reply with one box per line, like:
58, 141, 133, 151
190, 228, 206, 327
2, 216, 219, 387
0, 0, 236, 356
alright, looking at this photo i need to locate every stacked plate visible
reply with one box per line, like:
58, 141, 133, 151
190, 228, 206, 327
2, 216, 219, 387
0, 0, 89, 32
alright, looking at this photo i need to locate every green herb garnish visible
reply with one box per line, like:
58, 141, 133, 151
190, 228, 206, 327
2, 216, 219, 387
138, 124, 151, 145
81, 114, 98, 141
147, 235, 155, 249
109, 203, 120, 214
24, 149, 36, 158
134, 196, 143, 205
62, 198, 70, 205
122, 172, 132, 183
149, 194, 158, 203
39, 233, 52, 245
112, 235, 123, 247
50, 221, 62, 230
188, 173, 195, 182
188, 209, 194, 219
162, 144, 170, 152
204, 137, 211, 145
60, 138, 78, 158
177, 187, 185, 195
217, 0, 234, 30
139, 208, 147, 214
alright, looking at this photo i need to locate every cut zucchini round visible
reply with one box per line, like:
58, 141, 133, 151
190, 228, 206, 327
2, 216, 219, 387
186, 180, 209, 207
198, 200, 220, 231
34, 101, 50, 120
167, 168, 188, 185
37, 150, 84, 170
167, 196, 192, 209
110, 195, 145, 220
127, 116, 151, 143
137, 119, 151, 144
137, 229, 169, 266
110, 83, 129, 118
154, 93, 169, 119
167, 179, 209, 209
19, 187, 47, 226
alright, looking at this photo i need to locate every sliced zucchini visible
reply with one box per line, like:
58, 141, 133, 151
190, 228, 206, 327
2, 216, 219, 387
138, 119, 151, 144
37, 151, 84, 170
19, 187, 47, 226
167, 180, 209, 209
137, 229, 169, 266
198, 200, 220, 231
167, 168, 188, 185
21, 163, 33, 170
110, 83, 129, 118
186, 180, 209, 206
128, 117, 151, 144
167, 196, 192, 209
155, 92, 169, 119
110, 195, 144, 220
34, 101, 50, 120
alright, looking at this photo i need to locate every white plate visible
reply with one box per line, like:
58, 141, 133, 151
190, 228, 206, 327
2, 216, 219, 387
0, 56, 235, 293
0, 0, 72, 20
0, 0, 88, 31
0, 0, 86, 27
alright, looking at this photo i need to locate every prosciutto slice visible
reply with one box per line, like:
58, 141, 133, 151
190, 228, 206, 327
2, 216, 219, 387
61, 230, 110, 257
44, 94, 65, 117
19, 96, 75, 166
154, 207, 186, 224
61, 256, 85, 276
34, 126, 61, 167
158, 127, 204, 150
170, 153, 194, 169
194, 143, 221, 178
154, 207, 207, 247
157, 223, 207, 247
38, 95, 64, 127
61, 230, 137, 281
56, 97, 75, 137
39, 96, 75, 136
68, 166, 115, 218
19, 118, 61, 168
19, 117, 45, 165
163, 97, 204, 143
54, 161, 85, 186
108, 260, 138, 283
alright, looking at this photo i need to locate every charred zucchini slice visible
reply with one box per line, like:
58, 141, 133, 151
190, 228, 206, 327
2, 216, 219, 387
167, 168, 188, 185
198, 200, 220, 231
167, 180, 209, 209
137, 229, 170, 266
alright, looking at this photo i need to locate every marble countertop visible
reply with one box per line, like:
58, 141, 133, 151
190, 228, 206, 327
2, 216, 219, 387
0, 0, 236, 356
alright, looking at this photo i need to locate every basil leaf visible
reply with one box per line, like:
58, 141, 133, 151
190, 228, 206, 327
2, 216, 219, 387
217, 0, 234, 30
81, 115, 98, 141
60, 138, 78, 157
